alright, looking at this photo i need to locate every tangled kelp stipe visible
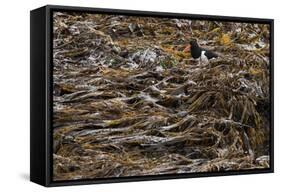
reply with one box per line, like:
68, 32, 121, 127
52, 12, 270, 181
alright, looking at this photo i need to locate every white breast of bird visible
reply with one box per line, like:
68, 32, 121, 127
200, 51, 209, 65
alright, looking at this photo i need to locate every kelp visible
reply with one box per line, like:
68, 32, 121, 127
52, 12, 270, 181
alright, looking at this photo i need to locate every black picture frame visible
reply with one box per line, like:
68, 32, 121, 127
30, 4, 274, 187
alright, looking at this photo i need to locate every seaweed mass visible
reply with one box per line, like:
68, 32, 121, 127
52, 12, 271, 181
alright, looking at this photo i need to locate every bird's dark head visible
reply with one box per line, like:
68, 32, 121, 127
183, 38, 199, 53
189, 39, 198, 48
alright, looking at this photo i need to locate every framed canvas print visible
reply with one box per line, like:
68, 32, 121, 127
30, 5, 274, 187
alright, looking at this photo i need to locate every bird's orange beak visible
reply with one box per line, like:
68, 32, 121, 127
183, 45, 190, 53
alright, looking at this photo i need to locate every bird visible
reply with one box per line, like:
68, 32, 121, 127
184, 39, 218, 66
